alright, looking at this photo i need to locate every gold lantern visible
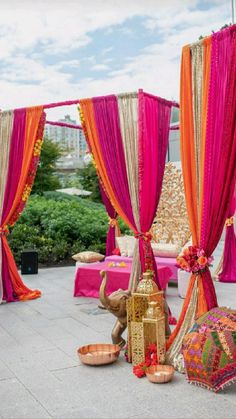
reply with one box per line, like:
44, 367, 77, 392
143, 301, 166, 364
126, 271, 165, 365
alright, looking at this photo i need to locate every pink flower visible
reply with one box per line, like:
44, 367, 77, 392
197, 249, 205, 257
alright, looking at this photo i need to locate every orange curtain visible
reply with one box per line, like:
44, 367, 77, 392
0, 106, 45, 302
166, 41, 211, 352
79, 99, 134, 230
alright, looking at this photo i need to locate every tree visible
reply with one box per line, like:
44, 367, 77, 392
32, 138, 62, 195
77, 162, 102, 203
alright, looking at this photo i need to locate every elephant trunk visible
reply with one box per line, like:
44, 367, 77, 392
99, 270, 112, 310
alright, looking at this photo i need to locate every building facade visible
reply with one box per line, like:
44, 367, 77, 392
44, 115, 87, 159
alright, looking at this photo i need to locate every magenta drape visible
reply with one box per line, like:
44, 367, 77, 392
84, 92, 174, 290
99, 183, 119, 256
219, 187, 236, 282
199, 28, 236, 308
93, 95, 136, 227
138, 91, 172, 275
2, 242, 14, 301
1, 109, 27, 301
2, 110, 26, 222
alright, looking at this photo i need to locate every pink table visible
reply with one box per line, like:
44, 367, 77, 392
74, 261, 172, 298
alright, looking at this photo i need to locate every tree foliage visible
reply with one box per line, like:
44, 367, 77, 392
77, 162, 102, 203
32, 138, 62, 195
8, 193, 130, 266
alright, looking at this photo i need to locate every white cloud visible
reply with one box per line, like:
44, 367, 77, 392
0, 0, 201, 58
101, 47, 114, 55
91, 64, 110, 71
0, 0, 231, 123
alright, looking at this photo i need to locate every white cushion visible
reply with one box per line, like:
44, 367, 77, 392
151, 242, 181, 258
116, 235, 136, 257
126, 236, 136, 257
116, 236, 128, 256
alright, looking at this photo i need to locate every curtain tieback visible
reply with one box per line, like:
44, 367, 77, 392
0, 225, 9, 236
225, 216, 234, 227
108, 217, 118, 228
134, 232, 153, 242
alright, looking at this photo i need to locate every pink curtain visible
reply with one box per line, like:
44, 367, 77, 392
0, 107, 45, 303
138, 91, 172, 275
200, 28, 236, 305
219, 187, 236, 282
80, 91, 173, 290
166, 25, 236, 359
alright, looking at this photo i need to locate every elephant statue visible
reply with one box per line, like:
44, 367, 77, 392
99, 270, 130, 348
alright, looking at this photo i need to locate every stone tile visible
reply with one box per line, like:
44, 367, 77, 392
0, 360, 15, 381
0, 325, 18, 350
0, 265, 235, 419
53, 336, 85, 361
0, 378, 51, 418
51, 407, 101, 419
31, 348, 78, 371
23, 300, 68, 320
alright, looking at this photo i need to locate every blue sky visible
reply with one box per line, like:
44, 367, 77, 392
0, 0, 232, 121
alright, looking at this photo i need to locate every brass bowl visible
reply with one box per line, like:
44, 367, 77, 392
77, 344, 120, 366
146, 365, 175, 384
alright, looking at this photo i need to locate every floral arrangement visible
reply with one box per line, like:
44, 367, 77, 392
133, 344, 158, 378
108, 261, 126, 268
176, 246, 213, 273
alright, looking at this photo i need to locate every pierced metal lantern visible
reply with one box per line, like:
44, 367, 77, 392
126, 271, 165, 365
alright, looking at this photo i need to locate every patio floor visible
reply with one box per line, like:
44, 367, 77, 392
0, 265, 235, 419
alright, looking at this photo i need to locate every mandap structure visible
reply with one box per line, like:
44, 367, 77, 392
0, 22, 235, 391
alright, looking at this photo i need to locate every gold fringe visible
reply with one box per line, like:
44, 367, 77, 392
166, 280, 198, 369
213, 253, 223, 281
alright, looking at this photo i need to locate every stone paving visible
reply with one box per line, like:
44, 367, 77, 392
0, 265, 235, 419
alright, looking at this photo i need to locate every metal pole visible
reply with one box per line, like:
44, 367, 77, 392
232, 0, 235, 24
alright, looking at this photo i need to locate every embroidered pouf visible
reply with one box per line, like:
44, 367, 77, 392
182, 307, 236, 392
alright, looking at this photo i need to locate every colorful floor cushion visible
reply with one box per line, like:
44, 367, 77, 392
182, 307, 236, 392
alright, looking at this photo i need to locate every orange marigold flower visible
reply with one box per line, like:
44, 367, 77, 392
197, 256, 208, 266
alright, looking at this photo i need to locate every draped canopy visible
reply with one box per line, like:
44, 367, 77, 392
79, 90, 174, 291
167, 24, 236, 365
0, 107, 45, 302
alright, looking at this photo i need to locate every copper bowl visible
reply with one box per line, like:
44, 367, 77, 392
77, 344, 120, 366
146, 365, 175, 384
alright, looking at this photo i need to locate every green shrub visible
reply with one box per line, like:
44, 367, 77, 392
8, 192, 130, 266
